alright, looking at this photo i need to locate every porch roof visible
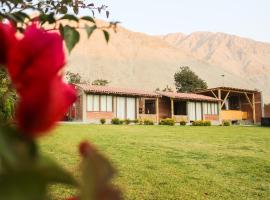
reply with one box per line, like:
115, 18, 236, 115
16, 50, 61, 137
75, 84, 161, 98
157, 91, 220, 102
196, 87, 260, 94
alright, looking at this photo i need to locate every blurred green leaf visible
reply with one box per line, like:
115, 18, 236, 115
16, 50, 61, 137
0, 125, 37, 170
35, 155, 77, 186
103, 30, 110, 43
81, 16, 95, 23
60, 14, 79, 22
60, 25, 80, 53
85, 24, 96, 38
0, 171, 48, 200
40, 13, 56, 25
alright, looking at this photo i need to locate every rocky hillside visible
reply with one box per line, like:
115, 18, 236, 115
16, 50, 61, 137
67, 23, 270, 103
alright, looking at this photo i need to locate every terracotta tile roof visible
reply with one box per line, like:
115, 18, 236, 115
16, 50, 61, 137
196, 87, 260, 94
157, 91, 220, 102
75, 84, 161, 98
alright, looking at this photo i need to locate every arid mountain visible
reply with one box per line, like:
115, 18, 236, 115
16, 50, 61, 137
67, 23, 270, 103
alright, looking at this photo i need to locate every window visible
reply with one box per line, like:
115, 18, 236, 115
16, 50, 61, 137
207, 103, 211, 114
93, 95, 99, 111
203, 102, 208, 115
87, 95, 93, 111
87, 95, 113, 112
211, 103, 215, 115
100, 95, 107, 112
174, 101, 187, 115
107, 96, 113, 112
145, 99, 156, 114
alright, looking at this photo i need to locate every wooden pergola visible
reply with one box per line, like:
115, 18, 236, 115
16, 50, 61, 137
196, 87, 259, 123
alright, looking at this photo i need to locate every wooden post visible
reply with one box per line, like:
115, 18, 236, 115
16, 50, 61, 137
156, 97, 159, 123
252, 93, 256, 124
142, 98, 145, 114
171, 98, 174, 118
136, 98, 140, 119
218, 89, 222, 123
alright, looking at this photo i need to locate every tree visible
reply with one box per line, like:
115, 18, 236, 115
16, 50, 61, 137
66, 71, 82, 84
92, 79, 110, 86
174, 66, 208, 92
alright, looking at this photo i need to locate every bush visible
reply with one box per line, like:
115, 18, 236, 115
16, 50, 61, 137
133, 119, 139, 124
111, 118, 121, 125
179, 121, 187, 126
100, 118, 106, 124
223, 120, 231, 126
144, 119, 154, 125
119, 120, 125, 125
192, 120, 211, 126
138, 118, 144, 125
124, 119, 131, 125
159, 118, 175, 126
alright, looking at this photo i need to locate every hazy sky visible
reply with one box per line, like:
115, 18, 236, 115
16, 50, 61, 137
92, 0, 270, 42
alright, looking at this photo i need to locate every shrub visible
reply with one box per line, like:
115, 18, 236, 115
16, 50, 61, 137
159, 118, 175, 126
180, 121, 187, 126
119, 120, 125, 125
138, 118, 144, 125
192, 120, 211, 126
223, 120, 231, 126
124, 119, 131, 125
133, 119, 139, 124
100, 118, 106, 124
144, 119, 154, 125
111, 118, 121, 125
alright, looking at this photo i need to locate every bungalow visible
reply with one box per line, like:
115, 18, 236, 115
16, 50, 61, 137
156, 91, 220, 124
196, 87, 263, 124
72, 84, 220, 124
73, 84, 161, 123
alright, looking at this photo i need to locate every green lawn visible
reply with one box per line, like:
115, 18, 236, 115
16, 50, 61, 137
40, 125, 270, 200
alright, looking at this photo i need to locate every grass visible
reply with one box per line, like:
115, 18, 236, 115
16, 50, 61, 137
40, 125, 270, 200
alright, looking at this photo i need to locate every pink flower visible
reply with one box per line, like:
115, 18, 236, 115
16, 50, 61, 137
4, 23, 76, 137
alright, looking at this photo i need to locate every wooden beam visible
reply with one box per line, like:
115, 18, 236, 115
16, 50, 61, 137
252, 93, 256, 123
221, 91, 231, 108
244, 92, 253, 109
210, 90, 218, 99
171, 98, 174, 118
156, 97, 159, 123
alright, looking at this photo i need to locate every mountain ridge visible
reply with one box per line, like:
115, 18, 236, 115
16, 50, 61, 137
67, 23, 270, 103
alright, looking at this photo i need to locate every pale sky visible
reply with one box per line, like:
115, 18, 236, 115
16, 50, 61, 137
91, 0, 270, 43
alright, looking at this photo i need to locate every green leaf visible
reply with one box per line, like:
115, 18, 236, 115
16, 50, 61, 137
85, 24, 96, 38
0, 125, 37, 170
35, 155, 77, 186
40, 13, 56, 25
60, 25, 80, 53
103, 30, 110, 43
60, 14, 79, 22
81, 16, 95, 23
0, 171, 47, 200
